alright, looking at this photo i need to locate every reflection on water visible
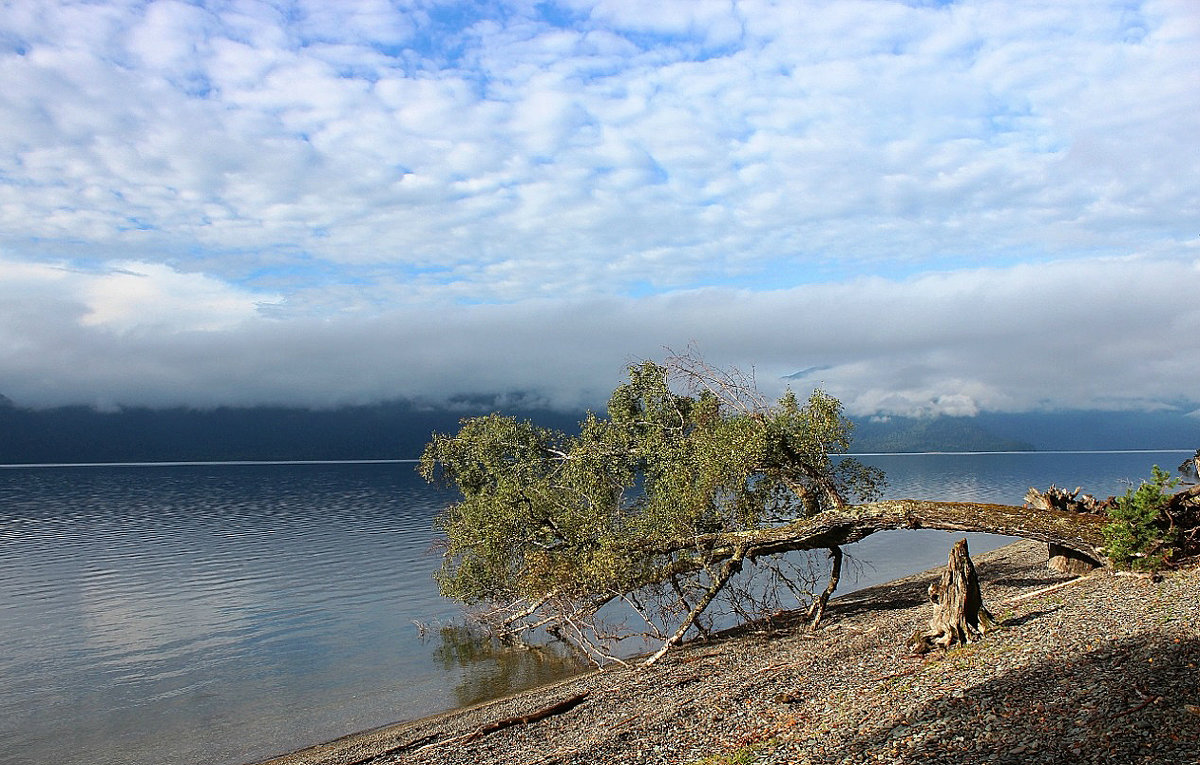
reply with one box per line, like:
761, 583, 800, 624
0, 463, 584, 765
429, 625, 587, 708
856, 450, 1174, 505
0, 451, 1187, 765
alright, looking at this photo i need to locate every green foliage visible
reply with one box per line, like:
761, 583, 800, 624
419, 359, 885, 621
1101, 465, 1181, 571
688, 747, 760, 765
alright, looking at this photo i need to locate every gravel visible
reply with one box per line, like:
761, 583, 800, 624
256, 540, 1199, 765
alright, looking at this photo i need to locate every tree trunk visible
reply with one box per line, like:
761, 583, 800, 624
643, 499, 1110, 571
642, 547, 746, 666
805, 546, 842, 630
908, 538, 996, 654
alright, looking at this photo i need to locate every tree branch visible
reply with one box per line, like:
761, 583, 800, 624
642, 545, 748, 665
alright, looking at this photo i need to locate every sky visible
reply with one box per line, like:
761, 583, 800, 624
1, 0, 1198, 418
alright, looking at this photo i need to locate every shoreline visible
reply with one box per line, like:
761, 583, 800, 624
256, 540, 1199, 765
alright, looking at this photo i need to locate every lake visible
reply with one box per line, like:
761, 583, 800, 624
0, 450, 1190, 765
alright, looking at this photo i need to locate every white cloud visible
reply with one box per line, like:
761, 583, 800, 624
124, 0, 211, 73
80, 260, 283, 333
0, 258, 280, 336
575, 0, 746, 48
0, 1, 1196, 414
1, 0, 1195, 293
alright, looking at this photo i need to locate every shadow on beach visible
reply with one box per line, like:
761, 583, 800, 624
814, 633, 1200, 764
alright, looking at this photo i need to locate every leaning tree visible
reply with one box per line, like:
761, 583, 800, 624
420, 355, 1194, 665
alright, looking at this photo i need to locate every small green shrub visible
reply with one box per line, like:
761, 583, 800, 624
1102, 465, 1181, 571
690, 748, 758, 765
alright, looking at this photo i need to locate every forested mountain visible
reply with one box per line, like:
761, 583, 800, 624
0, 396, 1195, 464
849, 416, 1035, 453
0, 398, 577, 464
846, 410, 1197, 453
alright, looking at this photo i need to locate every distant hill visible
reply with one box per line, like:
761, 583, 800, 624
849, 416, 1035, 453
850, 410, 1199, 453
0, 399, 578, 464
0, 397, 1195, 464
971, 410, 1200, 452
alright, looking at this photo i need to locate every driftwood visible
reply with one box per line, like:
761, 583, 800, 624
1179, 450, 1200, 484
1024, 485, 1109, 574
1167, 483, 1200, 559
1024, 481, 1200, 566
411, 692, 590, 755
467, 692, 590, 738
1023, 484, 1111, 515
1044, 543, 1100, 576
908, 538, 996, 653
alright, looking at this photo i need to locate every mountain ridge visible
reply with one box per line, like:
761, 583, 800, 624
0, 400, 1195, 464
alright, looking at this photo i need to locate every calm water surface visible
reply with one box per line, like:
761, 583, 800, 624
0, 451, 1188, 765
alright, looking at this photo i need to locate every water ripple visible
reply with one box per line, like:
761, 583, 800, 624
0, 453, 1180, 765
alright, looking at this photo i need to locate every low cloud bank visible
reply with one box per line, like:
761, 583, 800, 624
0, 254, 1196, 417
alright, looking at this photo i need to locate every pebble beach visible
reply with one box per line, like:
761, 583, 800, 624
258, 540, 1199, 765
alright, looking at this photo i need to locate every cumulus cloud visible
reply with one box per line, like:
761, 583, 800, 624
0, 1, 1196, 415
0, 259, 280, 335
2, 1, 1197, 293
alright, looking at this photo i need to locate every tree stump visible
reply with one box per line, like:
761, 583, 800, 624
1047, 542, 1099, 576
908, 538, 996, 654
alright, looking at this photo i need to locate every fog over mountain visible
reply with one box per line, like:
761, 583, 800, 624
2, 2, 1197, 433
3, 257, 1199, 421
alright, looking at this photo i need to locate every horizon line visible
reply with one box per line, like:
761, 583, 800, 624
845, 448, 1196, 457
1, 449, 1194, 469
0, 459, 420, 469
